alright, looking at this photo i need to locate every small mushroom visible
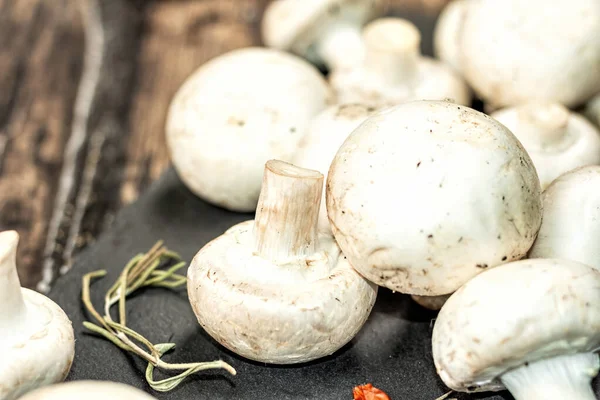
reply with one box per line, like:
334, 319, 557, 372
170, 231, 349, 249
528, 166, 600, 268
166, 47, 332, 212
433, 0, 467, 73
584, 93, 600, 128
458, 0, 600, 109
327, 100, 542, 295
491, 102, 600, 189
293, 103, 379, 233
18, 381, 157, 400
187, 160, 377, 364
433, 258, 600, 398
261, 0, 385, 71
329, 18, 470, 107
0, 231, 75, 400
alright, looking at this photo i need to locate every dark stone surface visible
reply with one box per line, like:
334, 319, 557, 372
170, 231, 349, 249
48, 168, 524, 400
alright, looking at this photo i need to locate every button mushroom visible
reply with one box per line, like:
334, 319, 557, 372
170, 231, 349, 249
433, 0, 467, 73
187, 160, 377, 364
458, 0, 600, 109
491, 102, 600, 189
0, 231, 75, 400
326, 100, 542, 296
261, 0, 385, 71
528, 166, 600, 268
432, 258, 600, 399
166, 47, 332, 212
18, 381, 157, 400
329, 18, 470, 107
293, 103, 379, 233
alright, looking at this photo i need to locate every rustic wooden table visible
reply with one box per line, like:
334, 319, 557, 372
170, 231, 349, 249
0, 0, 449, 291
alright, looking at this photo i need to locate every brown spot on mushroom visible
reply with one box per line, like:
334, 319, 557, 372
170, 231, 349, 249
476, 264, 488, 269
472, 337, 481, 344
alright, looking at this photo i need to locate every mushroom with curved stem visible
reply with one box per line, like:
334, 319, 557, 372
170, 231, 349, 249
166, 47, 332, 212
261, 0, 385, 71
528, 166, 600, 267
293, 103, 379, 233
584, 93, 600, 128
18, 381, 157, 400
457, 0, 600, 109
491, 102, 600, 189
329, 18, 470, 107
433, 0, 468, 73
187, 160, 377, 364
0, 231, 75, 400
327, 100, 542, 296
432, 258, 600, 399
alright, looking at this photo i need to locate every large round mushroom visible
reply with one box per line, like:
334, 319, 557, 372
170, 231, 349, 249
166, 47, 332, 212
187, 160, 377, 364
433, 258, 600, 399
326, 100, 542, 296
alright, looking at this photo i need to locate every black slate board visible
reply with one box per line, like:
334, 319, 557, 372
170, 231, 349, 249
49, 168, 520, 400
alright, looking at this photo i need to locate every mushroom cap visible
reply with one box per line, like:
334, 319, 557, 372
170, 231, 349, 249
261, 0, 383, 65
329, 18, 470, 106
166, 47, 332, 212
528, 166, 600, 268
2, 289, 74, 400
187, 220, 377, 364
18, 381, 157, 400
432, 258, 600, 392
293, 103, 379, 232
491, 103, 600, 189
326, 100, 542, 295
433, 0, 468, 73
585, 93, 600, 128
460, 0, 600, 108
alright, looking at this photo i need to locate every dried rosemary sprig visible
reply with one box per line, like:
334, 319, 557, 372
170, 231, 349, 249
81, 240, 236, 392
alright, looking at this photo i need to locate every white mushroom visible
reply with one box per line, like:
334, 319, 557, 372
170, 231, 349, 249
187, 160, 377, 364
293, 103, 379, 233
584, 93, 600, 128
0, 231, 75, 400
458, 0, 600, 109
18, 381, 157, 400
491, 102, 600, 189
433, 0, 467, 73
528, 166, 600, 268
261, 0, 385, 71
327, 100, 542, 296
166, 47, 332, 212
329, 18, 470, 107
432, 258, 600, 399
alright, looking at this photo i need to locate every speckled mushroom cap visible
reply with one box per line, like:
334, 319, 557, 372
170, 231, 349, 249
326, 100, 542, 295
1, 231, 74, 400
459, 0, 600, 108
433, 0, 467, 72
18, 381, 157, 400
432, 258, 600, 392
166, 47, 332, 212
491, 103, 600, 189
187, 161, 377, 364
261, 0, 384, 68
329, 18, 470, 107
528, 166, 600, 268
293, 103, 379, 232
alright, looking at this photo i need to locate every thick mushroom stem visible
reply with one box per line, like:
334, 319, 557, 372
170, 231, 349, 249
0, 230, 26, 334
316, 23, 365, 71
254, 160, 323, 262
515, 103, 570, 150
362, 18, 421, 86
500, 353, 600, 400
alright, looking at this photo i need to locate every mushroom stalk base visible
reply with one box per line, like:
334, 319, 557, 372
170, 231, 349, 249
254, 160, 323, 263
500, 353, 600, 400
0, 232, 26, 334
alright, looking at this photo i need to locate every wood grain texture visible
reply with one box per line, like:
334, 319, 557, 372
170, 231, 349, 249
0, 0, 451, 291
